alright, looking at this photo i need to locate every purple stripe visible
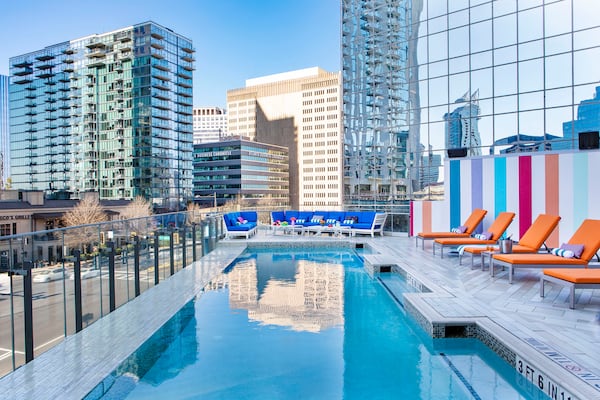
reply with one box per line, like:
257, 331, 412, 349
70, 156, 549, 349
471, 158, 483, 210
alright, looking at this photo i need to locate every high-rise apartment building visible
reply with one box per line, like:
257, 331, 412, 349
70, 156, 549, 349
343, 1, 600, 201
9, 21, 194, 208
193, 107, 228, 144
0, 75, 8, 188
227, 67, 342, 210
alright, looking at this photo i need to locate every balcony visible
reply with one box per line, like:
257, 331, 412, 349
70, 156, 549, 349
181, 55, 194, 63
181, 45, 195, 54
35, 54, 55, 61
13, 60, 33, 68
14, 68, 33, 76
13, 77, 32, 85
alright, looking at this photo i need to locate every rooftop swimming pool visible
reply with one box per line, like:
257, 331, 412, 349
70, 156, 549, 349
86, 247, 547, 399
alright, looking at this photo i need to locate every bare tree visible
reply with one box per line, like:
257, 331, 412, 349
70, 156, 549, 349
186, 202, 202, 226
121, 196, 156, 236
63, 196, 108, 252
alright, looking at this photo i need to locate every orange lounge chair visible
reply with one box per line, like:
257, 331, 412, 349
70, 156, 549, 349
433, 212, 515, 258
540, 268, 600, 309
491, 219, 600, 283
415, 208, 487, 250
460, 214, 561, 268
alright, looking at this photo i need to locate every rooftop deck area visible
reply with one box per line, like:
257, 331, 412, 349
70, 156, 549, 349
0, 230, 599, 399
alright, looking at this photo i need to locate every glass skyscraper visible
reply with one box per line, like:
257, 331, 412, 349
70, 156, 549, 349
0, 75, 8, 188
9, 21, 194, 208
342, 0, 600, 200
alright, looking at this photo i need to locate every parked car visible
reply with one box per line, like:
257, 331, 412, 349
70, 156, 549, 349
33, 268, 69, 283
68, 268, 100, 280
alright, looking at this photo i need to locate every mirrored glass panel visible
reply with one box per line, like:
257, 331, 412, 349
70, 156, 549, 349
518, 59, 543, 93
470, 20, 492, 53
545, 0, 572, 37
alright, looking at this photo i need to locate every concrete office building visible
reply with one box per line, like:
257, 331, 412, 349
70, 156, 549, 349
193, 106, 229, 144
9, 21, 194, 209
227, 67, 342, 210
192, 138, 289, 207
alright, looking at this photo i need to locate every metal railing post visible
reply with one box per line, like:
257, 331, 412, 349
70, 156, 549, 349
154, 231, 160, 285
181, 226, 187, 268
107, 241, 116, 312
73, 250, 83, 333
169, 230, 175, 276
22, 262, 34, 363
133, 236, 140, 297
192, 223, 197, 262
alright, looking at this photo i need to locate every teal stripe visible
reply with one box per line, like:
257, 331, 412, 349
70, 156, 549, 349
450, 160, 461, 228
573, 153, 588, 226
494, 157, 506, 216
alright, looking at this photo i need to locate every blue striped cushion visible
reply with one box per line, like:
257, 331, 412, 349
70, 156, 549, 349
551, 248, 575, 258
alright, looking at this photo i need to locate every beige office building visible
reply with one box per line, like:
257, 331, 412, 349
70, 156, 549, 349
227, 67, 342, 210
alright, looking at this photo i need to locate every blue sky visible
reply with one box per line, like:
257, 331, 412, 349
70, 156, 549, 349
0, 0, 341, 108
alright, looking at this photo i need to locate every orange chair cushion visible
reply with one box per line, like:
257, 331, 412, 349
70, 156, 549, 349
436, 237, 496, 246
566, 219, 600, 261
418, 232, 470, 239
517, 214, 561, 250
543, 268, 600, 284
485, 212, 516, 240
493, 253, 588, 265
463, 209, 488, 234
463, 244, 536, 254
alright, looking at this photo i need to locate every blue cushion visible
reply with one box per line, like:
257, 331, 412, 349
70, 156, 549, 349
327, 211, 345, 222
359, 212, 375, 223
228, 222, 256, 232
285, 210, 299, 220
271, 211, 285, 222
298, 211, 313, 220
240, 211, 257, 222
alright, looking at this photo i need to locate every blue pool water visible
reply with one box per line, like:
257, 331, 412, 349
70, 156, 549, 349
89, 248, 546, 399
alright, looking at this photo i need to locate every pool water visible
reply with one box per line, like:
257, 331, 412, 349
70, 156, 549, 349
89, 248, 546, 399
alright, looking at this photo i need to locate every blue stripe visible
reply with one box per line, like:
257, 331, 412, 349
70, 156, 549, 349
494, 157, 506, 216
573, 153, 588, 227
450, 160, 461, 229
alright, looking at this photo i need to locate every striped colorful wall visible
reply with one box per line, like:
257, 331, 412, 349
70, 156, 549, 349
411, 150, 600, 246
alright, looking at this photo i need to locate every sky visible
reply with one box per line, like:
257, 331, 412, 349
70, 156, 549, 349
0, 0, 341, 108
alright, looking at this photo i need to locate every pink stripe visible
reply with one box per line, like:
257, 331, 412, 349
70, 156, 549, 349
519, 156, 532, 237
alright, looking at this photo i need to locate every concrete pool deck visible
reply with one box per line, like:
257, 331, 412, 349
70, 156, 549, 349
0, 231, 598, 399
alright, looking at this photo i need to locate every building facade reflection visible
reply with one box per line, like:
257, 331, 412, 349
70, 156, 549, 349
227, 254, 344, 333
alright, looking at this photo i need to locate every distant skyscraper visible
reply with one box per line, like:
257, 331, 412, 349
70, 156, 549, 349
342, 0, 423, 203
563, 85, 600, 148
193, 107, 228, 144
0, 75, 8, 188
9, 21, 194, 208
227, 67, 342, 210
444, 91, 482, 156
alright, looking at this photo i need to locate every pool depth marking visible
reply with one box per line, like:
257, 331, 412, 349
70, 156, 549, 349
522, 337, 600, 392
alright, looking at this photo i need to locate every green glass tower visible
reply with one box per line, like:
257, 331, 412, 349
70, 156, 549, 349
9, 21, 194, 208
